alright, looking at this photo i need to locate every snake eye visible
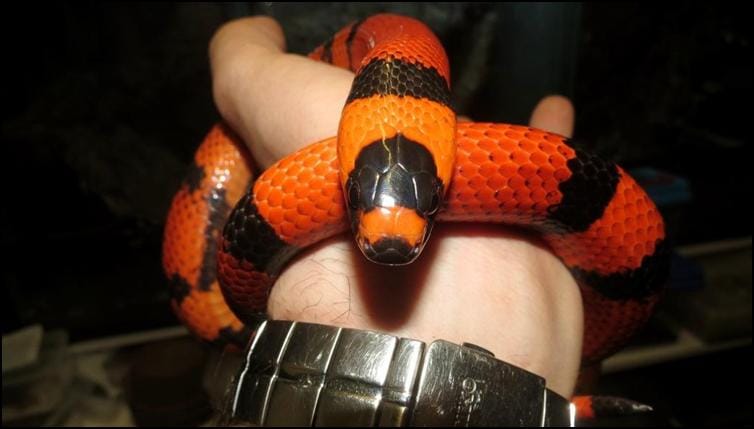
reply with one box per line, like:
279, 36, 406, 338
413, 174, 443, 217
426, 183, 443, 216
347, 180, 361, 208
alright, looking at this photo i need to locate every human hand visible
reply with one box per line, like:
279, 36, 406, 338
210, 16, 582, 397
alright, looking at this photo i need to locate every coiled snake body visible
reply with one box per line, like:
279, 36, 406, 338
163, 13, 668, 418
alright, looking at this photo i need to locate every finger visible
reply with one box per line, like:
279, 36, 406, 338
529, 95, 575, 138
210, 17, 353, 168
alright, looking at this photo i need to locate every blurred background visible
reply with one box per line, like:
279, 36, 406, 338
2, 2, 750, 426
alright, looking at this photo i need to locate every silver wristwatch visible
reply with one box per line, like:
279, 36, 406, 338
228, 320, 575, 427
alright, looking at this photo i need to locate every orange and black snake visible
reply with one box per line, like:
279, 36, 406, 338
162, 14, 669, 419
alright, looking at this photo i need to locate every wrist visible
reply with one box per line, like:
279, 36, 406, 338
268, 224, 583, 398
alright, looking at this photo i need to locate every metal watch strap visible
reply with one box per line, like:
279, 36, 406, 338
229, 320, 575, 427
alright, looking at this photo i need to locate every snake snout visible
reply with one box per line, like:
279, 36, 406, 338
355, 206, 430, 265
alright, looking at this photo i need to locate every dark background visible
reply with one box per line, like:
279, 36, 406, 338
1, 3, 750, 426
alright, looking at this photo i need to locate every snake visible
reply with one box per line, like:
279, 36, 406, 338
162, 14, 669, 419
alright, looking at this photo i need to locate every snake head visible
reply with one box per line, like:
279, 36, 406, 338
344, 134, 444, 265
